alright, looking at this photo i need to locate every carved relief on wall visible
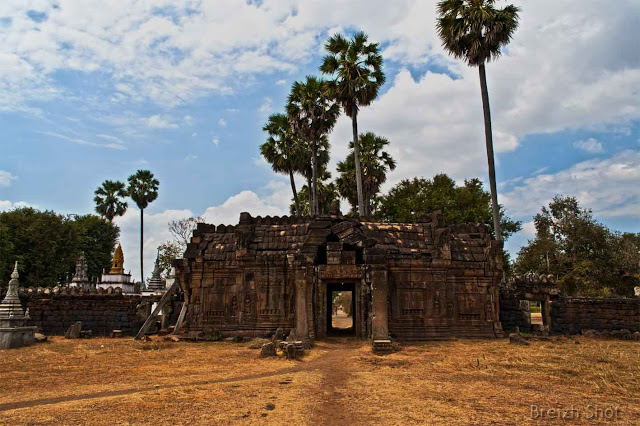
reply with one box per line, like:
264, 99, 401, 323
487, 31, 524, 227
433, 290, 441, 316
229, 296, 238, 317
446, 296, 455, 318
243, 293, 252, 314
399, 289, 425, 316
485, 298, 494, 321
456, 294, 481, 320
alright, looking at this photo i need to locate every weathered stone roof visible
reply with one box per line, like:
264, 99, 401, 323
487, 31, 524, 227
182, 211, 497, 264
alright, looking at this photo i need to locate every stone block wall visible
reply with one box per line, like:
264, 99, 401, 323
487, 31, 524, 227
0, 287, 182, 336
499, 295, 532, 333
551, 297, 640, 334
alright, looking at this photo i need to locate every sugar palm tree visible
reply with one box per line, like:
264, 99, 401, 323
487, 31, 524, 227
436, 0, 520, 241
336, 132, 396, 216
261, 113, 305, 216
127, 170, 159, 284
320, 31, 385, 217
286, 76, 340, 216
296, 135, 330, 216
94, 180, 128, 222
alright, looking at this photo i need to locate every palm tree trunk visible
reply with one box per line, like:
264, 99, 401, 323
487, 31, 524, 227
311, 137, 319, 216
306, 176, 313, 216
352, 105, 365, 217
290, 169, 301, 216
479, 63, 502, 241
140, 208, 144, 285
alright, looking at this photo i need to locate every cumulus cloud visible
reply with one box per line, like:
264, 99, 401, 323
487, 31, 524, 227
218, 118, 226, 127
0, 170, 17, 187
113, 180, 290, 280
501, 150, 640, 219
211, 136, 220, 146
573, 138, 604, 154
114, 208, 193, 282
0, 200, 31, 211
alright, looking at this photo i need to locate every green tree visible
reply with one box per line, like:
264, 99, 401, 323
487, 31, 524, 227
287, 77, 340, 216
515, 196, 639, 296
157, 241, 183, 278
336, 132, 396, 216
290, 168, 339, 216
261, 113, 305, 216
71, 214, 120, 280
127, 170, 159, 283
93, 180, 128, 222
436, 0, 520, 241
320, 31, 385, 217
377, 174, 521, 240
0, 208, 118, 286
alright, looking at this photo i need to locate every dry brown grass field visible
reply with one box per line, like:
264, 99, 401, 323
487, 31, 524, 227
0, 336, 638, 425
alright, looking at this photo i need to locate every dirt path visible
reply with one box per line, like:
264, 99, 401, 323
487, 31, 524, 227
311, 338, 363, 425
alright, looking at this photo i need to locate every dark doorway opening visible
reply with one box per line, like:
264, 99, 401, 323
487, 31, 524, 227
327, 282, 356, 336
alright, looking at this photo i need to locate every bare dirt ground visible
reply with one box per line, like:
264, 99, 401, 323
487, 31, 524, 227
1, 336, 638, 425
331, 309, 353, 329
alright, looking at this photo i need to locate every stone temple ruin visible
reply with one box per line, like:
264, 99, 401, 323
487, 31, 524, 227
174, 211, 504, 345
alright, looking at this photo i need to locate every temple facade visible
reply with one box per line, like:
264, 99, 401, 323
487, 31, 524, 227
174, 211, 504, 343
97, 244, 135, 294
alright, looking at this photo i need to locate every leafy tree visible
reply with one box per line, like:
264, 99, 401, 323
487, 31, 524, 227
71, 214, 120, 280
436, 0, 520, 241
514, 196, 640, 296
321, 31, 385, 217
287, 77, 340, 216
168, 217, 203, 250
336, 132, 396, 216
94, 180, 128, 222
127, 170, 159, 283
261, 113, 305, 216
0, 208, 118, 286
290, 167, 339, 216
377, 174, 521, 240
156, 241, 183, 278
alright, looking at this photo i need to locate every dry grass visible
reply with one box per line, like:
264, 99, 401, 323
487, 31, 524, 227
0, 336, 638, 425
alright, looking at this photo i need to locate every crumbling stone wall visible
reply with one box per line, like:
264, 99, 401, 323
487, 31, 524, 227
551, 297, 639, 334
500, 274, 639, 334
0, 287, 182, 336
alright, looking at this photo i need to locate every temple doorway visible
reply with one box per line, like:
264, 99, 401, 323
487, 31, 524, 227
326, 282, 356, 336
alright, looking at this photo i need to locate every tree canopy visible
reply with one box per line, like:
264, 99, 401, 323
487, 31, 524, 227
0, 208, 119, 287
376, 174, 521, 240
514, 196, 640, 297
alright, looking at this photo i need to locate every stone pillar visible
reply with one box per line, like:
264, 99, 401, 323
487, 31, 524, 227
370, 268, 389, 344
294, 268, 310, 347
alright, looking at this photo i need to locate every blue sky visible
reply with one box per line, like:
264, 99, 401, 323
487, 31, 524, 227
1, 0, 639, 279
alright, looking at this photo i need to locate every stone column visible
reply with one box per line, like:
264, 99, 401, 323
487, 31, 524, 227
370, 268, 389, 343
294, 267, 310, 347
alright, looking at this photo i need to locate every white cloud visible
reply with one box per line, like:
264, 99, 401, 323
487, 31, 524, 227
183, 115, 193, 125
114, 208, 193, 282
258, 97, 272, 113
573, 138, 604, 154
501, 150, 640, 219
191, 132, 197, 137
211, 136, 220, 146
0, 170, 17, 187
114, 180, 290, 280
184, 154, 198, 161
275, 79, 286, 85
0, 200, 31, 211
218, 118, 226, 127
145, 115, 178, 129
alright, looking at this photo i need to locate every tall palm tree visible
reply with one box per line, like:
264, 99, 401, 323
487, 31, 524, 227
336, 132, 396, 216
436, 0, 520, 241
127, 170, 159, 284
94, 180, 128, 222
296, 135, 331, 216
261, 113, 304, 216
286, 76, 340, 216
320, 31, 385, 217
